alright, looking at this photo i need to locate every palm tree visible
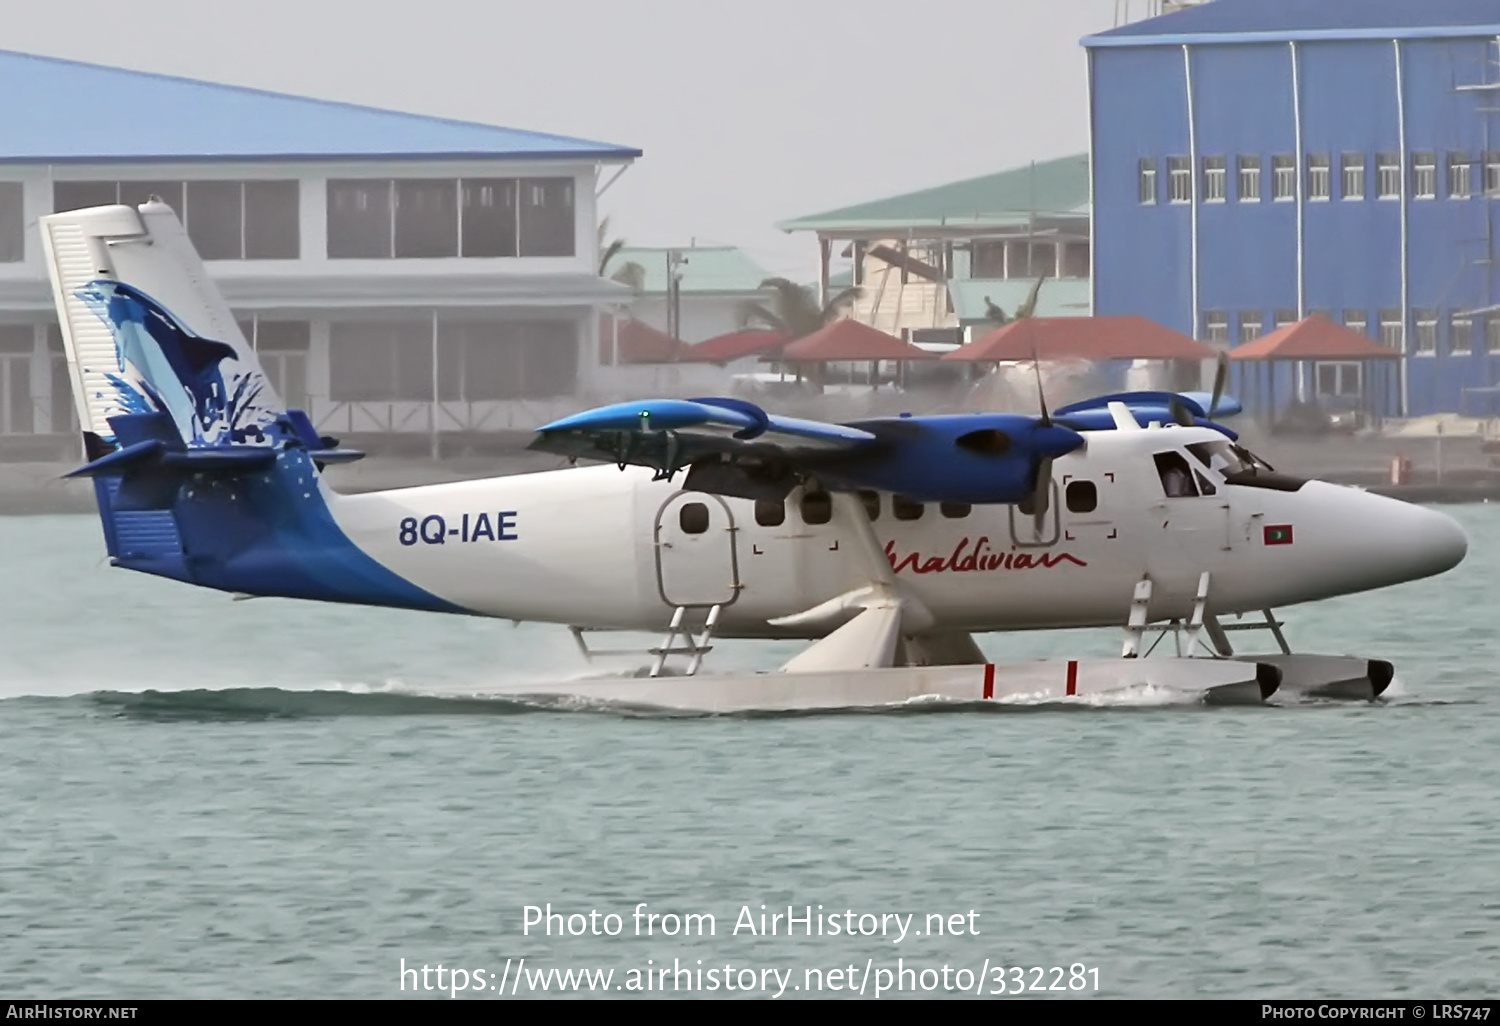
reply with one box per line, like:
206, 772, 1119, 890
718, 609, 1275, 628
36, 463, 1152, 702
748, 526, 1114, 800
983, 273, 1048, 326
597, 218, 646, 293
738, 277, 862, 338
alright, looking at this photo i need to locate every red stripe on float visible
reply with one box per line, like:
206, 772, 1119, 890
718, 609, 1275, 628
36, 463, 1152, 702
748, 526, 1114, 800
983, 663, 995, 700
1066, 660, 1078, 697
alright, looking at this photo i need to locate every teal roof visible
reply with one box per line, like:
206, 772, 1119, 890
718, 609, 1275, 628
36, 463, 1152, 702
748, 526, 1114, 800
779, 154, 1090, 234
605, 246, 772, 295
948, 278, 1092, 324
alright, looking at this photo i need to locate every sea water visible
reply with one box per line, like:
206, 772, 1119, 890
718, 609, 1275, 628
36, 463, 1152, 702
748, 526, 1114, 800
0, 509, 1496, 998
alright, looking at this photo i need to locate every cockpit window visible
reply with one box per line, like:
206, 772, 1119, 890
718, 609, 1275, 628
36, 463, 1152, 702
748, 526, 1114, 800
1154, 451, 1199, 498
1187, 440, 1276, 477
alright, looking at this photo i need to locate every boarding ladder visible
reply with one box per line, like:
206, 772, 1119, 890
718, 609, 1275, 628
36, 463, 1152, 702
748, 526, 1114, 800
1120, 573, 1292, 658
568, 604, 722, 678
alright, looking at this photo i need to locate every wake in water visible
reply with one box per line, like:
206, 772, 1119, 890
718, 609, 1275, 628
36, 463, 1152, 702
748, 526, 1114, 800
63, 677, 1388, 722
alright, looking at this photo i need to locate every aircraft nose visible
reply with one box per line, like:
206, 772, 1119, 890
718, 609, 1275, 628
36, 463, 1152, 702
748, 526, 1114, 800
1353, 492, 1468, 585
1414, 504, 1468, 576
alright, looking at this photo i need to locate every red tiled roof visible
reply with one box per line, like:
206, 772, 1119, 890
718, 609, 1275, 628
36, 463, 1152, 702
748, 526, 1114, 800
682, 329, 791, 364
946, 316, 1215, 362
600, 316, 683, 364
1230, 315, 1402, 360
781, 319, 937, 361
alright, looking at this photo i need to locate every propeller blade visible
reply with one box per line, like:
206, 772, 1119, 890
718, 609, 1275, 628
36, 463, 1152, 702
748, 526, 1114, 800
1209, 350, 1229, 418
1032, 456, 1053, 536
1168, 397, 1195, 427
1032, 348, 1051, 427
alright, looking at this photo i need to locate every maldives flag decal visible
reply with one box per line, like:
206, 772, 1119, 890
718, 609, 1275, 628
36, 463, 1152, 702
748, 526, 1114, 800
1264, 524, 1294, 546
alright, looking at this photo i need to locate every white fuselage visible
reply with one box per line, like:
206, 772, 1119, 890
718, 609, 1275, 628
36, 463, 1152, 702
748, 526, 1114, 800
325, 425, 1468, 635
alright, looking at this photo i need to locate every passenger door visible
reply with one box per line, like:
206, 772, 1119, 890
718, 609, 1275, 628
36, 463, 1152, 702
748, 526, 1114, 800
654, 492, 740, 607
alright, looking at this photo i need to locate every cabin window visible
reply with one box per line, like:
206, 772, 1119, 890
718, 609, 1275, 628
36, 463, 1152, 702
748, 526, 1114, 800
1154, 451, 1199, 498
679, 502, 710, 534
1065, 480, 1097, 513
939, 502, 971, 519
858, 490, 880, 521
892, 495, 924, 521
754, 498, 785, 527
1194, 470, 1217, 496
800, 489, 832, 525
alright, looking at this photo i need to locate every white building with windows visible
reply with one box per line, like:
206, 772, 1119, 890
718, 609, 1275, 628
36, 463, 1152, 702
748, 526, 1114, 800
0, 50, 639, 459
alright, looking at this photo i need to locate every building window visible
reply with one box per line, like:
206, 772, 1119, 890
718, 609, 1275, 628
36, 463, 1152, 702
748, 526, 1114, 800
1378, 153, 1401, 198
327, 180, 392, 259
185, 180, 299, 260
44, 326, 77, 434
1412, 152, 1437, 199
462, 179, 519, 257
1341, 153, 1365, 200
1202, 310, 1229, 345
328, 177, 574, 259
1315, 362, 1361, 398
1488, 316, 1500, 354
1306, 154, 1331, 201
328, 320, 431, 399
394, 179, 458, 258
1138, 159, 1157, 204
1275, 309, 1298, 330
1451, 314, 1473, 355
0, 182, 21, 262
1202, 156, 1226, 202
1413, 309, 1438, 354
1343, 309, 1368, 337
436, 319, 577, 400
1238, 312, 1263, 343
53, 181, 118, 212
518, 178, 575, 257
1379, 308, 1404, 349
1168, 157, 1191, 203
54, 179, 297, 259
1272, 155, 1296, 200
1061, 241, 1089, 278
971, 241, 1003, 278
1486, 152, 1500, 196
0, 326, 33, 434
237, 318, 311, 410
1238, 156, 1261, 201
1449, 153, 1473, 199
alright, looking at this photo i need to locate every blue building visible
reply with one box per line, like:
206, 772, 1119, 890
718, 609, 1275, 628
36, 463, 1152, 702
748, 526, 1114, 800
1085, 0, 1500, 417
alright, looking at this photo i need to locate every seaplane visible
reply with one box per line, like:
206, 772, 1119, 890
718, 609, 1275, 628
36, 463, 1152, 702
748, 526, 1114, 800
38, 201, 1469, 712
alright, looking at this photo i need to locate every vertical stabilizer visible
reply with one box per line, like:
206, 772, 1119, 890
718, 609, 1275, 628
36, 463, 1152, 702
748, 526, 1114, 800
40, 200, 286, 449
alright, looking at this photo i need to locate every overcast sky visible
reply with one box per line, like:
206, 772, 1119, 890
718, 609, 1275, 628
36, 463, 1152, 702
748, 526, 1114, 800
10, 0, 1136, 276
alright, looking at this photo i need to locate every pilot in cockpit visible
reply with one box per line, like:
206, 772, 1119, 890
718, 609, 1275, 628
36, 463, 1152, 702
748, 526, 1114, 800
1154, 451, 1197, 498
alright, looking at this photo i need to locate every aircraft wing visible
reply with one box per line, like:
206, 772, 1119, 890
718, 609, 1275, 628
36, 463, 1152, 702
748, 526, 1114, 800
532, 388, 1242, 504
531, 398, 877, 476
531, 396, 1083, 505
